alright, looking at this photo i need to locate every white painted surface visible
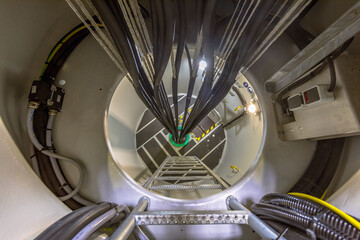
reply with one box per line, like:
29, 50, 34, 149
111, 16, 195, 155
328, 169, 360, 219
108, 78, 147, 179
0, 0, 82, 158
281, 55, 360, 140
326, 136, 360, 197
0, 0, 358, 239
0, 117, 70, 240
216, 76, 264, 185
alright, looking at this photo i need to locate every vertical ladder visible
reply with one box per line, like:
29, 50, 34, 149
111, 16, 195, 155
143, 156, 229, 191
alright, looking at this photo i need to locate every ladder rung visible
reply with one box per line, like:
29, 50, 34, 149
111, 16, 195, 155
134, 210, 248, 225
167, 157, 197, 160
165, 164, 201, 166
162, 166, 204, 170
167, 159, 197, 161
167, 161, 198, 164
160, 170, 207, 174
149, 184, 222, 190
156, 176, 213, 181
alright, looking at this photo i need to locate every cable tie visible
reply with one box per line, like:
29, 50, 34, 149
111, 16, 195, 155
58, 183, 69, 191
306, 208, 329, 240
305, 228, 317, 240
314, 208, 331, 223
40, 146, 55, 152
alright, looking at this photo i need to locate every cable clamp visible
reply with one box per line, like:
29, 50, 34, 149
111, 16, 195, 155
306, 208, 329, 240
306, 229, 316, 240
40, 146, 56, 152
58, 183, 69, 191
28, 101, 40, 109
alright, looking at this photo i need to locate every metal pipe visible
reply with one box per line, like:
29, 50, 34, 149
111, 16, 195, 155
73, 208, 117, 240
227, 196, 286, 240
150, 184, 222, 190
110, 197, 149, 240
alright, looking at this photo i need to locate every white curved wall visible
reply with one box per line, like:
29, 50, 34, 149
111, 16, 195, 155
216, 75, 264, 185
0, 1, 359, 239
107, 78, 147, 179
106, 55, 265, 198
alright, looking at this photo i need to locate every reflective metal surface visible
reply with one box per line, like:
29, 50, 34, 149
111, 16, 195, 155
265, 1, 360, 93
134, 210, 248, 225
227, 196, 286, 240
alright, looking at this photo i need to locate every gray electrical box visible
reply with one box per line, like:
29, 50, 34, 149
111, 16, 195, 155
279, 55, 360, 140
287, 85, 334, 111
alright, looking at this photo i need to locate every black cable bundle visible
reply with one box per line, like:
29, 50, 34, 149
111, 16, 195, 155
91, 0, 276, 144
32, 21, 98, 209
290, 138, 345, 198
33, 105, 83, 209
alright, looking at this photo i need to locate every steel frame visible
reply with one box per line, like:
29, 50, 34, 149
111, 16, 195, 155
264, 1, 360, 93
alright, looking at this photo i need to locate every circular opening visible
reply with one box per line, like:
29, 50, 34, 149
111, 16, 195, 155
106, 74, 264, 200
106, 55, 264, 200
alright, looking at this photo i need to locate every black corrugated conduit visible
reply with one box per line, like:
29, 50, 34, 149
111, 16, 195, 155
251, 193, 360, 240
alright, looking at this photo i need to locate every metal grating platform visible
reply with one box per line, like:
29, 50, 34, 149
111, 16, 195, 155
136, 95, 226, 174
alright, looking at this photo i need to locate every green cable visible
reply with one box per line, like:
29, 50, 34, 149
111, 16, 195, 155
169, 127, 190, 147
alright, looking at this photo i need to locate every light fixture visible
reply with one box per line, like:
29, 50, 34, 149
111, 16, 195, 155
247, 103, 257, 113
246, 99, 259, 115
199, 60, 207, 70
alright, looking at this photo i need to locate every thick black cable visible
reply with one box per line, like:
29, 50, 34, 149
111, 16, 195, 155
33, 105, 82, 209
42, 28, 89, 82
92, 0, 177, 137
33, 21, 106, 209
181, 0, 276, 138
90, 0, 302, 144
290, 138, 345, 198
327, 57, 336, 92
181, 44, 196, 130
150, 0, 177, 138
180, 3, 204, 132
172, 0, 186, 136
179, 0, 217, 139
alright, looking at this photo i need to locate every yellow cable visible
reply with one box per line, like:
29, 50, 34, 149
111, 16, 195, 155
40, 23, 103, 79
320, 188, 328, 200
48, 24, 103, 62
289, 192, 360, 230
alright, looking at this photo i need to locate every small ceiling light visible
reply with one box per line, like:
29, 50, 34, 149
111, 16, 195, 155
59, 79, 66, 86
199, 60, 207, 70
247, 103, 257, 114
